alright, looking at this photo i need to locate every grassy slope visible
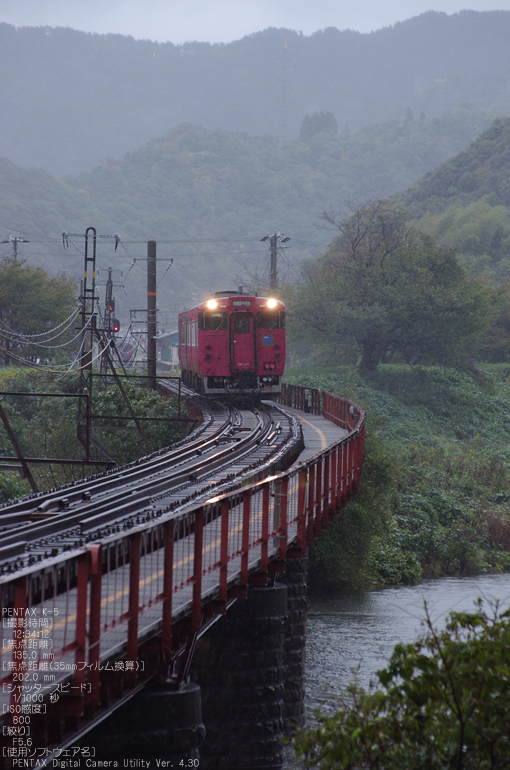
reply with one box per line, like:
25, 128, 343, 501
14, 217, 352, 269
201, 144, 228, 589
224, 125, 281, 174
285, 363, 510, 590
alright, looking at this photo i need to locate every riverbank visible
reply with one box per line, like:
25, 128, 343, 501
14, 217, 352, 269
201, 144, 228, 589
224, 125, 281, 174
285, 364, 510, 590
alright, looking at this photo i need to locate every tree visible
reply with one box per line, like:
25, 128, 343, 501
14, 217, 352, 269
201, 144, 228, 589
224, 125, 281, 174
0, 256, 77, 365
295, 602, 510, 769
289, 201, 490, 372
300, 111, 338, 140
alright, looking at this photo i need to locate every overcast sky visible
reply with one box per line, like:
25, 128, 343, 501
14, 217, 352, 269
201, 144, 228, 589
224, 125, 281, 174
0, 0, 509, 44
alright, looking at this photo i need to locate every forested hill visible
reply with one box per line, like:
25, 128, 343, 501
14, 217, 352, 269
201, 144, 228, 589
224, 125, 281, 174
0, 107, 497, 321
398, 116, 510, 217
396, 116, 510, 282
2, 10, 510, 175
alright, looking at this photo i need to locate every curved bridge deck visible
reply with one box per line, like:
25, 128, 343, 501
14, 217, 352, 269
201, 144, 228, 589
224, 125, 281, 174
0, 383, 365, 765
283, 405, 348, 462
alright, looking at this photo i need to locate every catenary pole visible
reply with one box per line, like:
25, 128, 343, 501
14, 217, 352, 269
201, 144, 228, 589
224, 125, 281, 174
147, 240, 157, 389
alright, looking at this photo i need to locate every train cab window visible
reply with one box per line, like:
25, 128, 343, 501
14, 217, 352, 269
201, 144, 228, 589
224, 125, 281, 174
256, 311, 285, 329
234, 314, 251, 334
199, 311, 228, 331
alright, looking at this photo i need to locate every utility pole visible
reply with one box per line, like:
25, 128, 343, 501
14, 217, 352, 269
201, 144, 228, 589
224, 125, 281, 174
100, 267, 114, 379
270, 234, 278, 291
261, 232, 290, 291
105, 267, 114, 332
0, 235, 29, 263
77, 226, 98, 459
147, 240, 157, 390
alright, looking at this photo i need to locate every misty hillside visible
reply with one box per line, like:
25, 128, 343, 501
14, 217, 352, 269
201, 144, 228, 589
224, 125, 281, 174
396, 116, 510, 283
2, 10, 510, 175
399, 116, 510, 217
0, 107, 497, 320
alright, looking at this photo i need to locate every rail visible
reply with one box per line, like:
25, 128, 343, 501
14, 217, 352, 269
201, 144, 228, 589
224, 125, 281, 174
0, 384, 365, 761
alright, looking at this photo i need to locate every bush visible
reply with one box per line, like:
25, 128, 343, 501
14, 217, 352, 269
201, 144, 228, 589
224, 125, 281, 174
286, 364, 510, 588
295, 601, 510, 769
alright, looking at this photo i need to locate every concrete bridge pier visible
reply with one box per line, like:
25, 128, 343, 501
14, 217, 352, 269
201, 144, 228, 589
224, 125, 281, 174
191, 556, 309, 770
123, 681, 205, 760
79, 681, 205, 762
191, 583, 288, 769
277, 554, 309, 732
78, 559, 309, 768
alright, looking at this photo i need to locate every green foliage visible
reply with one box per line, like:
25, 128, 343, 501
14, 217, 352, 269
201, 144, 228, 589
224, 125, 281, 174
308, 414, 404, 590
0, 371, 191, 494
413, 202, 510, 364
420, 200, 510, 265
91, 380, 190, 466
0, 256, 78, 365
295, 602, 510, 769
288, 202, 490, 373
418, 199, 510, 283
399, 116, 510, 219
0, 474, 27, 503
287, 364, 510, 589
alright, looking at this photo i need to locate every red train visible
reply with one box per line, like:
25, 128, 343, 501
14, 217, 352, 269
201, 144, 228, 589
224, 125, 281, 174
178, 291, 286, 397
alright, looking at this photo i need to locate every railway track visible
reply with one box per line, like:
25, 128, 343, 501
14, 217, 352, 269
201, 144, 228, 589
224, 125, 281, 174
0, 391, 303, 571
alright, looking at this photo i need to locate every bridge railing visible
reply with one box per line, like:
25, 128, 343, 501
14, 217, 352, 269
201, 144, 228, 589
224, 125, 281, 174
279, 382, 359, 431
0, 386, 365, 758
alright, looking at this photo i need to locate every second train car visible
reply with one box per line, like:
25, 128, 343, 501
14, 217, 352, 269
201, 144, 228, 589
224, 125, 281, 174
178, 290, 286, 397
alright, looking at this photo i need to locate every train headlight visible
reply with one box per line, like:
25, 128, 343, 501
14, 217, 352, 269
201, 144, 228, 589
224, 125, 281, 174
266, 298, 277, 309
206, 299, 218, 310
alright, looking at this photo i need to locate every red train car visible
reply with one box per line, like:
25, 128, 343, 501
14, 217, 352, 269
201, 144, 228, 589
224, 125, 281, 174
178, 291, 286, 397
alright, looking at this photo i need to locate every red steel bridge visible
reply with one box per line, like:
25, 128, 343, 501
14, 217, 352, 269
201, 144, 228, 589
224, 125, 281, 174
0, 383, 365, 766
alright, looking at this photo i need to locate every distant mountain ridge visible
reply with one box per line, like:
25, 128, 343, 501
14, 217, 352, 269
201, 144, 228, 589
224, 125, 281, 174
1, 10, 510, 174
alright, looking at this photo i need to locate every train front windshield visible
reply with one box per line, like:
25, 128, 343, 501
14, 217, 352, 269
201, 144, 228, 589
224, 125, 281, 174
199, 311, 228, 330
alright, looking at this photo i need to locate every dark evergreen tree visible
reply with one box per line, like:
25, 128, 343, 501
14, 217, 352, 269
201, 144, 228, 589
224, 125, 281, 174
299, 111, 338, 140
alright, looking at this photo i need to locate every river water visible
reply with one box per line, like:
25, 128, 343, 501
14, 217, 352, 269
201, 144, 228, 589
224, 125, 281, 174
283, 573, 510, 769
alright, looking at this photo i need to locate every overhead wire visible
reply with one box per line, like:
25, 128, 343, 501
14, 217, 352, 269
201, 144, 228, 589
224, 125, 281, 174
1, 321, 87, 352
0, 311, 105, 374
0, 331, 111, 375
0, 221, 300, 378
0, 310, 92, 353
0, 306, 81, 341
0, 221, 322, 253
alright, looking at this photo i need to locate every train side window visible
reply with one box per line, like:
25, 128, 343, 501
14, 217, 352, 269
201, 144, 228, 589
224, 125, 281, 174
234, 314, 251, 334
257, 311, 285, 329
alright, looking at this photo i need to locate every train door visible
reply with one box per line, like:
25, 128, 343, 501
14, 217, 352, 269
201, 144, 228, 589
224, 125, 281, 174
230, 312, 256, 372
